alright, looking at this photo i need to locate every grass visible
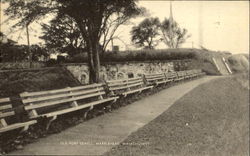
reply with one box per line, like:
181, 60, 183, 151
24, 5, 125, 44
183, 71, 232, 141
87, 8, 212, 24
105, 74, 249, 156
227, 54, 249, 73
0, 67, 80, 97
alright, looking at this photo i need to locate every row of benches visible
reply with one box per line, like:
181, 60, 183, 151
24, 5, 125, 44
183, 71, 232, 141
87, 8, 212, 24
144, 69, 205, 86
0, 69, 205, 134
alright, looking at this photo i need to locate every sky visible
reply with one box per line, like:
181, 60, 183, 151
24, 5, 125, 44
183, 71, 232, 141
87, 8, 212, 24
0, 1, 249, 54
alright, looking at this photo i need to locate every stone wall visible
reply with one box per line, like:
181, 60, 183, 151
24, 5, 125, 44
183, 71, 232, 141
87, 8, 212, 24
64, 60, 191, 84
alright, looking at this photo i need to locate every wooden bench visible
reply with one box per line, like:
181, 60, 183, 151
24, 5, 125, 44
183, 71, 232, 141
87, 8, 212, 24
20, 84, 119, 129
185, 70, 196, 79
0, 97, 36, 133
106, 77, 153, 97
196, 69, 206, 76
144, 73, 171, 86
164, 72, 178, 82
176, 71, 187, 81
185, 69, 205, 79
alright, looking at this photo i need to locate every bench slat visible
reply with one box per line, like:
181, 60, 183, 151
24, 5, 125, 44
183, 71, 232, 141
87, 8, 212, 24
0, 104, 12, 111
20, 83, 103, 98
0, 111, 15, 118
107, 79, 142, 87
24, 92, 105, 110
106, 77, 141, 83
109, 82, 143, 91
156, 80, 170, 84
144, 74, 165, 79
145, 76, 166, 81
22, 88, 103, 104
35, 97, 119, 118
0, 98, 10, 104
0, 120, 37, 133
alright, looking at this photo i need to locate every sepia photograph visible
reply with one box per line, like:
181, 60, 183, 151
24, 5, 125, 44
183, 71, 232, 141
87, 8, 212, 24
0, 0, 249, 155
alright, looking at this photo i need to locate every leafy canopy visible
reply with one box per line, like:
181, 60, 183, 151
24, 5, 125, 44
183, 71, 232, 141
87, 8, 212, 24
161, 18, 191, 48
40, 15, 85, 57
131, 17, 161, 49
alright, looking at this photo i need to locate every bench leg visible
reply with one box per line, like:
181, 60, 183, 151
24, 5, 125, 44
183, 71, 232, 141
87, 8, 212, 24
138, 89, 142, 94
46, 116, 57, 130
84, 105, 94, 119
150, 86, 154, 90
112, 98, 117, 103
21, 124, 30, 132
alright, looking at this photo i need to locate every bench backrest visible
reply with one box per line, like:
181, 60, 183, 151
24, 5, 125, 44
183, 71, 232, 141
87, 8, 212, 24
165, 72, 178, 79
20, 83, 105, 117
196, 69, 202, 73
144, 73, 166, 84
106, 77, 144, 94
192, 69, 199, 75
0, 97, 14, 127
177, 71, 186, 78
186, 70, 195, 76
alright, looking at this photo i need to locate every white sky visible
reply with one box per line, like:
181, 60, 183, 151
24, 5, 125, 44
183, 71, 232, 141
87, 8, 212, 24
0, 1, 249, 54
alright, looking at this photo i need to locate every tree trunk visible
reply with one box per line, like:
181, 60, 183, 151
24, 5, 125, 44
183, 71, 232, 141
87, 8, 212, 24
87, 40, 100, 84
77, 22, 101, 84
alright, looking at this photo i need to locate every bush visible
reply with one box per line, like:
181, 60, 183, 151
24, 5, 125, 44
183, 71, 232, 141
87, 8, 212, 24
67, 48, 199, 63
45, 59, 59, 67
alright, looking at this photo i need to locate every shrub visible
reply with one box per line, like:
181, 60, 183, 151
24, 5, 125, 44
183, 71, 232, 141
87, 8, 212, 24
45, 59, 58, 66
67, 48, 199, 63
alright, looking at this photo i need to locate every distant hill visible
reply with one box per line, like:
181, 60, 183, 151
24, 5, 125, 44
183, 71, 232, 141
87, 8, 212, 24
228, 54, 249, 73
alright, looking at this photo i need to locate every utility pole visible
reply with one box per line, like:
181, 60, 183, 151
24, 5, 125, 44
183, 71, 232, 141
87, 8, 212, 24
111, 38, 114, 51
26, 23, 32, 68
198, 1, 203, 48
169, 0, 174, 48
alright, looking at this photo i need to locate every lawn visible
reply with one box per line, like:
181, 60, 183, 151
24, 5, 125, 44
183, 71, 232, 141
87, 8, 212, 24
105, 73, 249, 156
0, 67, 80, 97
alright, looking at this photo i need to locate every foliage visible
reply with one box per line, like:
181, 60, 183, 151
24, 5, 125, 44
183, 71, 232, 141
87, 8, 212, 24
67, 48, 197, 63
131, 17, 161, 49
161, 18, 191, 48
3, 0, 144, 83
40, 15, 86, 57
30, 44, 49, 61
0, 32, 48, 62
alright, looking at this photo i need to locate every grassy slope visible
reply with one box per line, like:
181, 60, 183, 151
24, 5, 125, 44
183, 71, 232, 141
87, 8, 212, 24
228, 54, 249, 73
0, 67, 80, 97
105, 74, 249, 156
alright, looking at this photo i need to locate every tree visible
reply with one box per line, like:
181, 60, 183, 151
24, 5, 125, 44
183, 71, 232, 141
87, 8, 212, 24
3, 0, 144, 83
161, 18, 191, 48
100, 7, 145, 53
131, 17, 160, 49
40, 15, 86, 57
1, 32, 49, 62
0, 32, 26, 62
30, 44, 49, 61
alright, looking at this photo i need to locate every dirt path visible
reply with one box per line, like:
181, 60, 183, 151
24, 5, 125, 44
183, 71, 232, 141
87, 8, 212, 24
10, 76, 221, 155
